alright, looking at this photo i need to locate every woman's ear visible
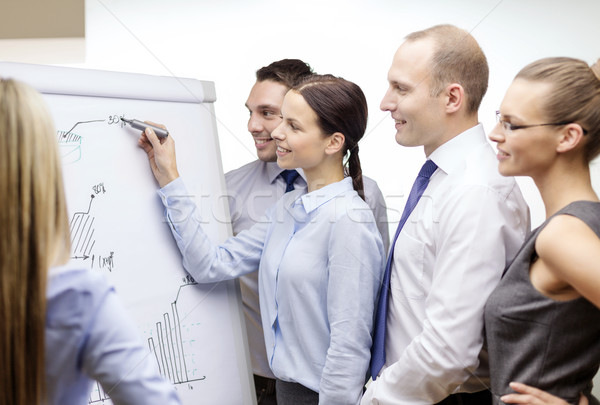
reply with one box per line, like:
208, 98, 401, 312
325, 132, 346, 155
556, 123, 585, 154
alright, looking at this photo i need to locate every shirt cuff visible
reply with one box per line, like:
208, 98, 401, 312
157, 176, 187, 205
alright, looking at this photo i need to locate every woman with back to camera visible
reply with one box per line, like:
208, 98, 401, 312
0, 78, 181, 405
138, 74, 385, 405
485, 57, 600, 405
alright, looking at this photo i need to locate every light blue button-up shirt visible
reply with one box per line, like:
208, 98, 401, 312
225, 160, 389, 380
159, 176, 384, 405
45, 267, 181, 405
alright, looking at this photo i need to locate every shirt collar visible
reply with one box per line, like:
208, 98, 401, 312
428, 123, 487, 175
265, 161, 307, 184
296, 177, 353, 214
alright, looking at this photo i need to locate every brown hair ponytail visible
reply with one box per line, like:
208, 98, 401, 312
346, 143, 365, 200
294, 74, 368, 199
516, 57, 600, 162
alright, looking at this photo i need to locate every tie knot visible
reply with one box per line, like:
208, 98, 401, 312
280, 169, 300, 192
418, 160, 437, 179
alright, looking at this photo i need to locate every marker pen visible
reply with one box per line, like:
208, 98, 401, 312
121, 118, 169, 138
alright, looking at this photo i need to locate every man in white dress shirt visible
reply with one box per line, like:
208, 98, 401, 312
362, 25, 530, 405
227, 59, 390, 404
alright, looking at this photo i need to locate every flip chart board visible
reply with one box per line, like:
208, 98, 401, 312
0, 62, 255, 405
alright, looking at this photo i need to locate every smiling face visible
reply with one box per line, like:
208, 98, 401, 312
271, 90, 331, 172
245, 79, 289, 162
380, 38, 447, 155
489, 78, 558, 177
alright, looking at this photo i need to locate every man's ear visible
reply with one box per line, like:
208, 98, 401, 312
325, 132, 346, 155
556, 123, 586, 154
445, 83, 464, 114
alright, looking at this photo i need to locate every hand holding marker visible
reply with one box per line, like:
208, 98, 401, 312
121, 117, 169, 138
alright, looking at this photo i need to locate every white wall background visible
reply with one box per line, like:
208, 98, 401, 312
2, 0, 599, 228
2, 0, 600, 397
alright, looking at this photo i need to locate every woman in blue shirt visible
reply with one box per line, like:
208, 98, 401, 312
0, 78, 180, 405
139, 74, 385, 405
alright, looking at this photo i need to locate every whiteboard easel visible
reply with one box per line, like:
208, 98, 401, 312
0, 61, 255, 405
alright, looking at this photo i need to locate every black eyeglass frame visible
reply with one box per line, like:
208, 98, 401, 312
495, 110, 588, 135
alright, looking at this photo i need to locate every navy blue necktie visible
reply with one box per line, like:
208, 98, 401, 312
370, 159, 438, 379
280, 169, 300, 193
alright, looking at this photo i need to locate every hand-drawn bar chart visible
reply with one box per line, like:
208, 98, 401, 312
149, 280, 206, 385
89, 279, 206, 404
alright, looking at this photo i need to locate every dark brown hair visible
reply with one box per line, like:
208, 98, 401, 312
256, 59, 313, 89
294, 74, 367, 199
516, 57, 600, 162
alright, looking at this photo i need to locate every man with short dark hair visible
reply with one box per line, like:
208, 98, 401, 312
227, 59, 389, 404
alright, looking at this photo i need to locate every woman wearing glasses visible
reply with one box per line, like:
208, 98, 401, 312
485, 57, 600, 405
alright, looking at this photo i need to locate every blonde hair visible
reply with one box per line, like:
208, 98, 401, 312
516, 57, 600, 163
406, 24, 489, 115
0, 79, 71, 405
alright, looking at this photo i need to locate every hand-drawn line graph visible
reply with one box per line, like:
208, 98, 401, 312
70, 194, 96, 262
88, 278, 206, 404
57, 119, 105, 164
149, 278, 206, 385
57, 129, 83, 164
69, 185, 115, 272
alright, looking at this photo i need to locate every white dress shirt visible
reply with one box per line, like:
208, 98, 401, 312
363, 124, 530, 404
225, 160, 389, 379
159, 176, 384, 404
